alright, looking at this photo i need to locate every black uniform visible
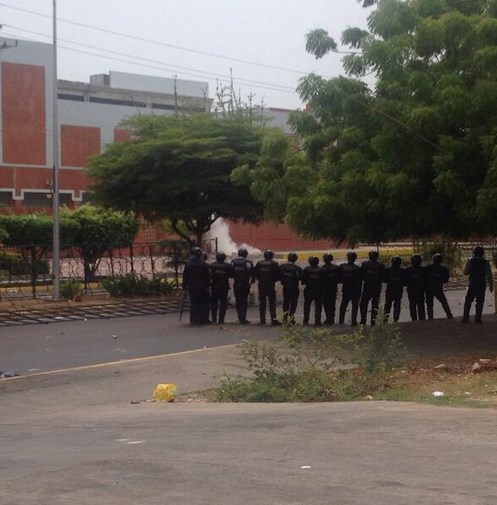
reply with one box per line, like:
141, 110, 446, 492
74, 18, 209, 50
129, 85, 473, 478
405, 260, 426, 321
462, 251, 493, 323
425, 262, 452, 319
210, 260, 234, 324
384, 264, 405, 322
254, 256, 281, 324
302, 260, 322, 326
339, 256, 362, 326
280, 261, 302, 323
359, 257, 385, 325
321, 260, 340, 325
231, 256, 255, 324
182, 255, 211, 324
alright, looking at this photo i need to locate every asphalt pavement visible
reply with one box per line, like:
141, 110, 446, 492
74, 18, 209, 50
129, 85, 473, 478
2, 361, 497, 505
0, 288, 493, 375
1, 289, 496, 504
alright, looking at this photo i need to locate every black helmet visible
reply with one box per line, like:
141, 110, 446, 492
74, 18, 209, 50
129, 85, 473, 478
216, 252, 227, 262
323, 253, 333, 264
347, 251, 357, 262
473, 246, 484, 257
432, 253, 443, 264
287, 252, 298, 263
238, 247, 248, 258
391, 256, 402, 267
369, 250, 379, 261
411, 254, 422, 267
308, 256, 319, 266
192, 247, 203, 258
264, 250, 274, 260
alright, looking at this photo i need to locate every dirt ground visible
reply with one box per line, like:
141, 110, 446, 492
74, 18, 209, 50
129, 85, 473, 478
397, 315, 497, 360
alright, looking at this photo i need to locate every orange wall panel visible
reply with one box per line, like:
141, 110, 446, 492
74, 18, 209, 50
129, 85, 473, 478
0, 166, 15, 187
60, 169, 89, 198
15, 167, 52, 190
228, 221, 335, 252
61, 125, 100, 167
114, 129, 131, 142
2, 62, 46, 165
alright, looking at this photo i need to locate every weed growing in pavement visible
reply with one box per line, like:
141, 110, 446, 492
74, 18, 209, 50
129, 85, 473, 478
354, 311, 405, 377
60, 279, 83, 301
215, 316, 406, 403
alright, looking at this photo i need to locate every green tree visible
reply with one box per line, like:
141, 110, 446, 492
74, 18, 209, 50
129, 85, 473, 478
247, 0, 497, 244
86, 114, 265, 246
62, 205, 139, 284
0, 214, 80, 296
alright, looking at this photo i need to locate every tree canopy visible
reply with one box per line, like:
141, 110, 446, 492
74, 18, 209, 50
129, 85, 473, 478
86, 114, 265, 246
242, 0, 497, 244
61, 204, 139, 283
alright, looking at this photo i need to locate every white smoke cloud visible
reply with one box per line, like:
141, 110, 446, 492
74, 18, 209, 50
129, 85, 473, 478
207, 218, 261, 256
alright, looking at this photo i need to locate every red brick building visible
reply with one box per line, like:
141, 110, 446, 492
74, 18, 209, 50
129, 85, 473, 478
0, 36, 333, 251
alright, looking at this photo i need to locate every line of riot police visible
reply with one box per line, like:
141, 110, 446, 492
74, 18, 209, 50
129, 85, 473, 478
182, 245, 493, 326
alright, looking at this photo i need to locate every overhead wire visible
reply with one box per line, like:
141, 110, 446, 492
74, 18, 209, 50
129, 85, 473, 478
0, 1, 342, 75
1, 25, 297, 94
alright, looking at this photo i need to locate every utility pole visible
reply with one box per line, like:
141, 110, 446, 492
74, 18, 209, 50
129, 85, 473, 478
52, 0, 60, 298
173, 74, 178, 116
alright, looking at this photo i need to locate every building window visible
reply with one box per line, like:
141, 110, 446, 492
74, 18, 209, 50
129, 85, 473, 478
58, 93, 85, 102
151, 103, 175, 111
89, 96, 146, 107
24, 192, 52, 208
0, 192, 13, 207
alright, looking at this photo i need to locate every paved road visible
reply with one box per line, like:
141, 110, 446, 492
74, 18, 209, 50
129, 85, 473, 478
0, 288, 493, 375
1, 293, 497, 504
2, 390, 497, 504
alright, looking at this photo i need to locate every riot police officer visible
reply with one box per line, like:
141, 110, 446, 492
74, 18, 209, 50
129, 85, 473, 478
321, 253, 340, 325
210, 252, 234, 324
425, 253, 453, 320
182, 247, 211, 325
339, 251, 362, 326
359, 250, 386, 326
279, 252, 302, 323
231, 247, 255, 324
405, 254, 426, 321
302, 256, 322, 326
384, 256, 405, 322
254, 250, 281, 325
462, 246, 493, 324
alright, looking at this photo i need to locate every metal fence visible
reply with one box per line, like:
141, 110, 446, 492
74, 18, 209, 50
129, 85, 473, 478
0, 240, 197, 299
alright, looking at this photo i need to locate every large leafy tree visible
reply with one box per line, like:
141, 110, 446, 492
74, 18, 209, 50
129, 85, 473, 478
62, 204, 139, 284
247, 0, 497, 244
0, 214, 80, 296
87, 114, 264, 246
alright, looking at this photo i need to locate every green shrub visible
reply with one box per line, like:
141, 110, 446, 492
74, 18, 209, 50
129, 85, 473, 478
215, 317, 405, 403
60, 279, 83, 300
354, 312, 405, 376
413, 240, 463, 274
0, 251, 49, 276
101, 274, 174, 298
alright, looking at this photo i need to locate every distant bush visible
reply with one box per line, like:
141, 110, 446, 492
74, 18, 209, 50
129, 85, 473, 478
101, 274, 174, 298
60, 279, 84, 301
0, 251, 49, 276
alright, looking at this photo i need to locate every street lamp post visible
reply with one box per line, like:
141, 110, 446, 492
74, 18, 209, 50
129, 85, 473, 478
52, 0, 60, 298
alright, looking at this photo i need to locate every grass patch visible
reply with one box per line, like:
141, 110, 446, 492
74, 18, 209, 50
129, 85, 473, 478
213, 315, 497, 408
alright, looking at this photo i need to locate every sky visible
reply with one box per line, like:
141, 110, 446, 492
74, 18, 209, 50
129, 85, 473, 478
0, 0, 371, 110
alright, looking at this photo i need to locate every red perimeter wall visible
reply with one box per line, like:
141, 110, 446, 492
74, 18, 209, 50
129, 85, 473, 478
228, 221, 336, 251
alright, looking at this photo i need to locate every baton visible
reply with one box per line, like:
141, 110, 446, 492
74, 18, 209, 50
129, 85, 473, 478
179, 289, 188, 321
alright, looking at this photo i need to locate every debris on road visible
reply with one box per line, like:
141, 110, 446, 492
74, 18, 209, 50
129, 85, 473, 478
0, 371, 20, 379
153, 383, 177, 402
